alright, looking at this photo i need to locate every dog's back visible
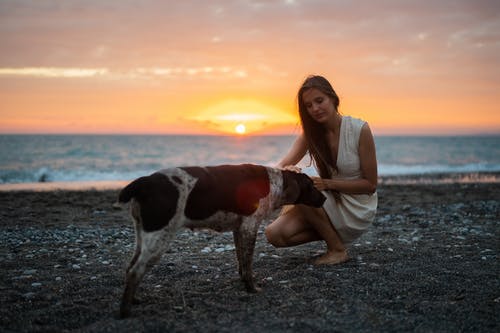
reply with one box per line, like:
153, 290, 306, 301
118, 164, 272, 231
181, 164, 270, 219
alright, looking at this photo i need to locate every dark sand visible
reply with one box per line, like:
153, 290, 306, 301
1, 183, 499, 332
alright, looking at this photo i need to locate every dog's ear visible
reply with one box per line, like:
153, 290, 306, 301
282, 171, 300, 204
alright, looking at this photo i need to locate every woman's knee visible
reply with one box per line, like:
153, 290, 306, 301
264, 223, 287, 247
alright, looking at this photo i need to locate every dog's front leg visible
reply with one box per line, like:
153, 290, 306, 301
233, 228, 243, 278
232, 216, 246, 278
233, 218, 261, 293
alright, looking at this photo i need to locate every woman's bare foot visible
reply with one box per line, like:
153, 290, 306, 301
314, 250, 349, 265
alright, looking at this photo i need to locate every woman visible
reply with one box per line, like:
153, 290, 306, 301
265, 75, 378, 265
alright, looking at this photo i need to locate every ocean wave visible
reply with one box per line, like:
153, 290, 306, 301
2, 163, 499, 185
1, 135, 499, 185
0, 167, 155, 184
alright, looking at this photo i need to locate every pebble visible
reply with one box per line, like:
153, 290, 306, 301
215, 244, 235, 253
31, 282, 42, 287
72, 264, 81, 269
23, 292, 36, 300
201, 247, 212, 253
398, 237, 411, 244
23, 269, 37, 275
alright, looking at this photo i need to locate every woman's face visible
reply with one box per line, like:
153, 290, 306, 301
302, 88, 337, 123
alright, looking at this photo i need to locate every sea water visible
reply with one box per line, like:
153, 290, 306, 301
0, 135, 499, 186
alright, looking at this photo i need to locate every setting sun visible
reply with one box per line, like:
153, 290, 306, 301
235, 123, 246, 135
188, 99, 298, 135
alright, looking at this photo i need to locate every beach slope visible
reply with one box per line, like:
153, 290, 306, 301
0, 183, 498, 332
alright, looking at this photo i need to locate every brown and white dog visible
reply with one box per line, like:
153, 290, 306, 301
117, 163, 325, 318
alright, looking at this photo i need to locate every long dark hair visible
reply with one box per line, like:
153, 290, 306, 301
297, 75, 340, 179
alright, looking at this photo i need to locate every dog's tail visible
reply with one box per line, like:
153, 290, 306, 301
118, 176, 149, 203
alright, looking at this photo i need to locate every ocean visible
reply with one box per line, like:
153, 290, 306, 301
0, 135, 499, 188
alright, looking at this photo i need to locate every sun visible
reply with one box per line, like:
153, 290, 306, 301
189, 99, 299, 134
235, 123, 246, 135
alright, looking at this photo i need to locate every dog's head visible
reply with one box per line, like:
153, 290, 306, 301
281, 170, 326, 207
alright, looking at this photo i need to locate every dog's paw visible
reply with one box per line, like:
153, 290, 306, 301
244, 283, 262, 293
251, 286, 262, 293
119, 304, 132, 319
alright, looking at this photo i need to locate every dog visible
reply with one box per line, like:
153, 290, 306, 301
117, 163, 326, 317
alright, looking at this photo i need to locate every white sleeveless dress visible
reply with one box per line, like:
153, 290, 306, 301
319, 116, 378, 245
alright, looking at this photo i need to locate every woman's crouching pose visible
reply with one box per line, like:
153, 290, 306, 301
265, 75, 378, 265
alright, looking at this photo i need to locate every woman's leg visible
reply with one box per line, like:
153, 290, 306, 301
265, 205, 322, 247
265, 205, 349, 265
299, 205, 349, 265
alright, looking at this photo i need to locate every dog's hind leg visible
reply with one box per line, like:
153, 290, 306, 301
120, 246, 153, 317
126, 207, 143, 275
234, 218, 261, 293
120, 230, 169, 318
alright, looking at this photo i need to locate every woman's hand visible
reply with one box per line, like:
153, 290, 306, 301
311, 176, 329, 191
281, 165, 302, 173
312, 177, 342, 201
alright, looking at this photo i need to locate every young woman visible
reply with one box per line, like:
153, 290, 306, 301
265, 75, 378, 265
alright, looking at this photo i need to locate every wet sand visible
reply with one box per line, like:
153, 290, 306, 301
0, 183, 499, 332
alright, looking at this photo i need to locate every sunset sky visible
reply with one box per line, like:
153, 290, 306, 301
1, 0, 499, 135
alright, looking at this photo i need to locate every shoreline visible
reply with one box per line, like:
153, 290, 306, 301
1, 171, 499, 192
0, 180, 129, 192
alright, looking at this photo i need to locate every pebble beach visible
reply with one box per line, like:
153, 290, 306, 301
0, 181, 499, 332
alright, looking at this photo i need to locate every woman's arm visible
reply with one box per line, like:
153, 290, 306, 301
312, 123, 378, 194
276, 133, 308, 169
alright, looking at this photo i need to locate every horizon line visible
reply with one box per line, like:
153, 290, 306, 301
0, 132, 499, 137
